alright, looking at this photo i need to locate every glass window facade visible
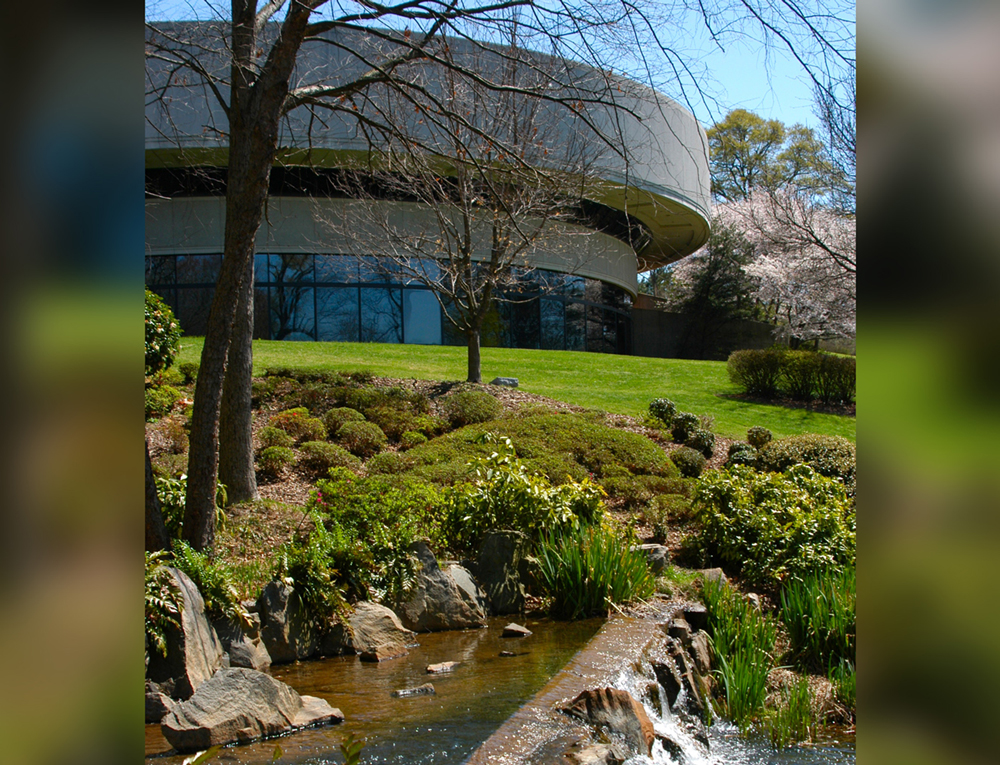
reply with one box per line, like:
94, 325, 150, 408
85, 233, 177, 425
145, 253, 632, 354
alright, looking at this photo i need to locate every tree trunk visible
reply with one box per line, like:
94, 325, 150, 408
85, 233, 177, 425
218, 255, 258, 505
467, 329, 482, 383
145, 439, 169, 552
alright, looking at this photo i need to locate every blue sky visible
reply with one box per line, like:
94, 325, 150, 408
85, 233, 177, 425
146, 1, 850, 132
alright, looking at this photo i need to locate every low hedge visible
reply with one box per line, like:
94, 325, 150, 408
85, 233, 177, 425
727, 349, 855, 403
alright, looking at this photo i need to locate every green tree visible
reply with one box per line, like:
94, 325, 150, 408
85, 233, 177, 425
707, 109, 831, 202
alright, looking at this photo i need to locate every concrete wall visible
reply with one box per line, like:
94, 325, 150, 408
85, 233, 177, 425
631, 308, 775, 360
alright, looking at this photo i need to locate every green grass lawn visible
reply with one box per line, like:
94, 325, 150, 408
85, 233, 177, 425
177, 338, 855, 441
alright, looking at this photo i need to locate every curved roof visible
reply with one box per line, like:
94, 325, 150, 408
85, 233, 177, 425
146, 24, 711, 267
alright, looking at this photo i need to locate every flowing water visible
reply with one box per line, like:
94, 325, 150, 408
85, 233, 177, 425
145, 613, 854, 765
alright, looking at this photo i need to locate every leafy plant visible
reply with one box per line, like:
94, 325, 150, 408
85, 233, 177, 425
670, 411, 700, 443
145, 289, 182, 376
685, 427, 716, 458
727, 348, 787, 397
780, 566, 855, 672
441, 435, 605, 553
671, 446, 707, 478
365, 405, 418, 441
758, 433, 856, 498
145, 384, 182, 421
693, 464, 855, 585
537, 523, 654, 619
340, 733, 366, 765
170, 540, 250, 627
725, 442, 758, 469
444, 389, 502, 427
649, 398, 677, 425
746, 426, 773, 449
257, 446, 295, 477
273, 513, 348, 622
298, 441, 362, 475
702, 576, 777, 731
177, 361, 199, 385
145, 550, 182, 660
336, 420, 388, 458
155, 474, 227, 539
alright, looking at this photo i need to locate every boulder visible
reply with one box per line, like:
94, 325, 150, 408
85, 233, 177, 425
501, 623, 533, 638
349, 602, 414, 654
256, 580, 318, 664
472, 531, 529, 615
667, 617, 691, 644
689, 631, 712, 676
161, 667, 343, 752
561, 688, 655, 757
146, 567, 224, 699
697, 568, 727, 585
318, 619, 355, 657
490, 377, 519, 387
396, 541, 488, 631
212, 614, 271, 672
634, 544, 670, 575
359, 643, 409, 662
145, 680, 178, 724
682, 603, 708, 632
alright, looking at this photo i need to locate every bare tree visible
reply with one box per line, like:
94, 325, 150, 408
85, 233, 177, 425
146, 1, 856, 550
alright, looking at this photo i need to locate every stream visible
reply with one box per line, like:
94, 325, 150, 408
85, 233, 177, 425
145, 615, 854, 765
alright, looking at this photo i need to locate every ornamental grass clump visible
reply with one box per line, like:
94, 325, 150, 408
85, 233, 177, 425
702, 576, 777, 731
780, 566, 856, 672
764, 676, 815, 747
537, 523, 655, 619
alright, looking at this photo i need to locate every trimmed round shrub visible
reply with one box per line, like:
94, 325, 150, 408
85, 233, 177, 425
258, 426, 294, 450
649, 398, 677, 425
177, 361, 200, 385
815, 354, 856, 404
366, 451, 415, 475
412, 415, 448, 437
444, 390, 502, 427
726, 442, 758, 469
782, 351, 821, 400
747, 426, 773, 450
270, 407, 327, 443
671, 446, 707, 478
145, 385, 182, 421
758, 434, 856, 497
257, 446, 295, 477
670, 412, 699, 443
298, 441, 361, 475
685, 428, 716, 459
727, 348, 786, 397
337, 420, 387, 458
365, 405, 416, 441
145, 289, 182, 376
322, 407, 365, 436
400, 430, 428, 450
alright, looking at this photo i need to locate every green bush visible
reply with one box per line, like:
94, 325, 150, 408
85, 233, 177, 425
815, 354, 856, 404
146, 384, 182, 421
702, 576, 777, 732
648, 398, 677, 425
781, 350, 821, 400
746, 426, 773, 450
400, 430, 428, 450
685, 428, 716, 458
642, 494, 693, 540
322, 407, 365, 436
411, 414, 448, 437
671, 446, 707, 478
442, 436, 605, 554
145, 550, 182, 660
336, 420, 387, 458
365, 405, 417, 441
670, 412, 699, 443
537, 523, 655, 619
758, 434, 856, 497
444, 390, 502, 427
257, 446, 295, 477
601, 472, 690, 510
170, 540, 249, 626
273, 514, 347, 622
270, 407, 327, 443
725, 442, 758, 469
366, 451, 415, 475
780, 566, 855, 672
693, 464, 855, 585
177, 361, 200, 385
258, 426, 294, 450
145, 289, 182, 376
727, 348, 786, 397
298, 441, 362, 475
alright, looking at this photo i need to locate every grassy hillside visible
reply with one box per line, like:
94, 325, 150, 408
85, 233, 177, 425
176, 338, 854, 441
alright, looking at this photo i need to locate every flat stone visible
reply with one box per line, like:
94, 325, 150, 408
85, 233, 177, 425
499, 650, 517, 657
161, 668, 343, 753
502, 623, 532, 638
667, 617, 691, 643
426, 661, 460, 674
391, 683, 435, 698
359, 642, 409, 662
561, 687, 655, 757
490, 377, 519, 387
